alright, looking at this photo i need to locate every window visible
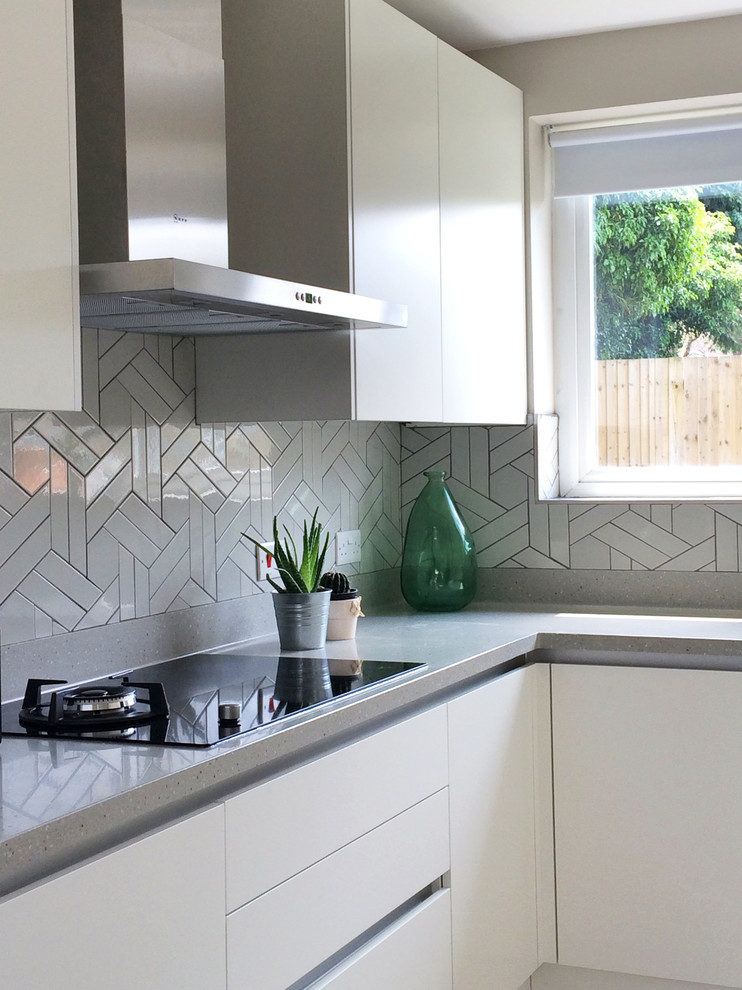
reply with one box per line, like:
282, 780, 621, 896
550, 111, 742, 499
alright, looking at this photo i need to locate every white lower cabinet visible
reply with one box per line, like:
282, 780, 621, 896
552, 664, 742, 988
312, 890, 453, 990
225, 705, 452, 990
447, 664, 551, 990
0, 805, 226, 990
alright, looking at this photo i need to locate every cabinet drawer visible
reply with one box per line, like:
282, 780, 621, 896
313, 889, 452, 990
227, 788, 450, 990
225, 704, 448, 910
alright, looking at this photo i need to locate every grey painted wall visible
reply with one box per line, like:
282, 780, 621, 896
473, 14, 742, 117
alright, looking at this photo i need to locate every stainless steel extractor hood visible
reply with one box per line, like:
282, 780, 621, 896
73, 0, 407, 335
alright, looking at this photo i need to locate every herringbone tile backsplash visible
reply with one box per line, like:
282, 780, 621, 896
0, 330, 401, 645
2, 330, 739, 647
403, 425, 739, 573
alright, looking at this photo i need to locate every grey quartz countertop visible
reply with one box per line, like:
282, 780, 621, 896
4, 604, 742, 898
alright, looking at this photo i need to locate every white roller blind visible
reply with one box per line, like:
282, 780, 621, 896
550, 113, 742, 197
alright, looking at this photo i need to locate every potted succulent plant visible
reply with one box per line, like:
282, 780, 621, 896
244, 510, 331, 651
319, 570, 364, 641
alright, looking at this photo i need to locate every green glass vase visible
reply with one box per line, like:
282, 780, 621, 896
401, 471, 477, 612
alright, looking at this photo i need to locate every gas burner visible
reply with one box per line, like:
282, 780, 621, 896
17, 677, 169, 736
63, 684, 137, 715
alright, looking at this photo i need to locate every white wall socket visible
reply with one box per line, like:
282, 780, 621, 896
255, 541, 278, 582
335, 529, 362, 565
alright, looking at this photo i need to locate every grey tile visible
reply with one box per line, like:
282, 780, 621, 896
12, 430, 50, 494
612, 511, 690, 557
117, 365, 173, 424
87, 529, 120, 590
0, 486, 50, 568
163, 475, 190, 531
176, 458, 225, 513
18, 572, 86, 630
118, 546, 135, 621
160, 394, 196, 454
202, 506, 217, 599
49, 452, 69, 560
56, 411, 112, 458
86, 434, 132, 503
658, 537, 716, 572
190, 443, 237, 496
673, 504, 715, 544
74, 582, 120, 631
104, 513, 161, 567
179, 580, 214, 607
569, 504, 627, 543
149, 522, 189, 594
715, 515, 739, 572
68, 468, 87, 574
570, 534, 612, 570
189, 494, 204, 587
476, 526, 529, 566
489, 464, 528, 511
132, 350, 186, 409
119, 493, 173, 549
400, 435, 451, 484
512, 547, 565, 569
0, 592, 37, 646
172, 338, 196, 392
36, 551, 101, 609
548, 500, 571, 567
135, 559, 150, 618
590, 523, 669, 569
100, 379, 133, 441
99, 332, 144, 388
0, 414, 13, 475
34, 414, 98, 474
150, 548, 190, 613
86, 462, 132, 539
161, 424, 201, 482
216, 558, 242, 601
0, 470, 30, 515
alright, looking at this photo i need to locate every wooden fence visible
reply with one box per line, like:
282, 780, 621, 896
597, 355, 742, 466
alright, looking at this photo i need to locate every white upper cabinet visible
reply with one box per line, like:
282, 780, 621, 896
0, 0, 81, 411
348, 0, 442, 422
197, 0, 526, 425
438, 41, 526, 424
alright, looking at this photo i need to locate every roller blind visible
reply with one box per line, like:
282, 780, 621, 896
550, 113, 742, 197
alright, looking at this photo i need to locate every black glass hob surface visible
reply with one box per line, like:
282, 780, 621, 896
0, 654, 425, 748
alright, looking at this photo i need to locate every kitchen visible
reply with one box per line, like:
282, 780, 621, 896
4, 1, 742, 989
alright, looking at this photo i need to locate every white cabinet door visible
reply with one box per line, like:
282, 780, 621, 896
349, 0, 442, 422
448, 665, 545, 990
552, 664, 742, 988
438, 42, 527, 425
0, 806, 226, 990
313, 891, 453, 990
0, 0, 80, 411
199, 0, 527, 426
228, 790, 450, 990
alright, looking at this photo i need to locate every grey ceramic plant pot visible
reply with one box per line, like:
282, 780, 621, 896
272, 589, 331, 651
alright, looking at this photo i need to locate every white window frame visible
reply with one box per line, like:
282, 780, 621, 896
548, 110, 742, 501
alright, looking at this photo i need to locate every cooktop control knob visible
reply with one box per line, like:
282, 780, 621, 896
218, 702, 241, 725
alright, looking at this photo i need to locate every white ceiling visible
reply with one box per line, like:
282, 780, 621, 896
384, 0, 742, 50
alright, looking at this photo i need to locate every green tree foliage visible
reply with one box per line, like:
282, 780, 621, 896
593, 187, 742, 359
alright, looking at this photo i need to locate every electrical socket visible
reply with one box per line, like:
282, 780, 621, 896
255, 541, 278, 582
335, 529, 362, 565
